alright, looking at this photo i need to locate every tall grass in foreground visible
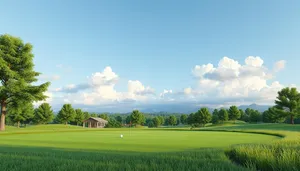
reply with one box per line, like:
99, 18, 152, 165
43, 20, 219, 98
223, 129, 300, 171
0, 146, 253, 171
226, 140, 300, 171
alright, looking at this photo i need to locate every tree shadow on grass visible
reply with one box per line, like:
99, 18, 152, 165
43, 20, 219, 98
0, 145, 253, 171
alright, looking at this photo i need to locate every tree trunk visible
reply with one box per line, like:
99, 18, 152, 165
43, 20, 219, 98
291, 115, 294, 124
0, 102, 7, 131
65, 121, 68, 125
17, 121, 20, 128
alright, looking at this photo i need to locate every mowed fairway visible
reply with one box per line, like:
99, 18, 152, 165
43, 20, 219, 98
0, 130, 278, 152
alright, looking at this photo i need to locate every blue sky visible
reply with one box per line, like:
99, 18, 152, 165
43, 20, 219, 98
1, 0, 300, 111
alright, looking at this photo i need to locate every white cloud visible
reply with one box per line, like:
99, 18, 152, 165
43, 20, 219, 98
273, 60, 286, 72
128, 80, 155, 95
54, 67, 155, 105
33, 91, 53, 107
42, 56, 291, 109
163, 56, 288, 106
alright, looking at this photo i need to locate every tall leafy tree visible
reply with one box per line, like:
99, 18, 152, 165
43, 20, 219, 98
57, 104, 75, 125
212, 109, 219, 124
152, 117, 162, 127
99, 114, 109, 121
168, 115, 177, 126
275, 87, 300, 124
218, 109, 228, 123
194, 108, 211, 127
130, 110, 145, 126
83, 112, 90, 120
7, 101, 34, 128
262, 107, 285, 123
158, 116, 165, 126
249, 110, 261, 123
74, 109, 84, 126
33, 103, 54, 124
180, 114, 188, 125
0, 34, 50, 131
187, 113, 195, 125
228, 106, 241, 122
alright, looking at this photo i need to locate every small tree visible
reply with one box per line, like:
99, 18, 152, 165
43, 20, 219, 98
57, 104, 75, 125
158, 116, 165, 126
180, 114, 188, 125
194, 108, 211, 127
218, 109, 228, 123
275, 87, 300, 124
99, 114, 109, 121
228, 106, 241, 123
7, 102, 34, 128
74, 109, 84, 126
130, 110, 145, 126
168, 115, 177, 126
212, 109, 220, 124
83, 112, 90, 120
249, 110, 261, 123
33, 103, 54, 124
187, 113, 195, 126
105, 118, 122, 128
152, 117, 162, 127
115, 116, 123, 123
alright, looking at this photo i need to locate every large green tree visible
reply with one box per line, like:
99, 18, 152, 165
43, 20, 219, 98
130, 110, 145, 126
57, 104, 75, 125
228, 105, 241, 122
262, 107, 285, 123
0, 34, 50, 131
194, 108, 211, 127
74, 109, 84, 126
33, 103, 54, 124
218, 108, 228, 123
275, 87, 300, 124
7, 101, 34, 128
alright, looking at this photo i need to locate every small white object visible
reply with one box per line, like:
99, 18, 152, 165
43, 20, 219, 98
120, 134, 123, 138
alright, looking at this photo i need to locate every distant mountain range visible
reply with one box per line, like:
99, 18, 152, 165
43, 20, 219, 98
139, 103, 271, 113
53, 103, 271, 114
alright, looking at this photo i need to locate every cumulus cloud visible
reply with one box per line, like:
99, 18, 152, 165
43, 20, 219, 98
54, 66, 155, 105
44, 56, 290, 109
33, 91, 53, 107
161, 56, 288, 106
128, 80, 155, 95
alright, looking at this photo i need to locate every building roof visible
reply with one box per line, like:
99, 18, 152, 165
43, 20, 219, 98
86, 117, 108, 123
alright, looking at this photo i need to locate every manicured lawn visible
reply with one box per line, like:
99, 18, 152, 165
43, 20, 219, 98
0, 124, 297, 171
0, 129, 277, 152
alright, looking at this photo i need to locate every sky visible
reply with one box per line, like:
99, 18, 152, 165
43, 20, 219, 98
1, 0, 300, 112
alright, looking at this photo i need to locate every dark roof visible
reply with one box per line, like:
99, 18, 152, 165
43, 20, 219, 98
85, 117, 108, 123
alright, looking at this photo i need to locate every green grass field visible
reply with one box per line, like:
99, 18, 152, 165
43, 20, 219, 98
0, 124, 299, 171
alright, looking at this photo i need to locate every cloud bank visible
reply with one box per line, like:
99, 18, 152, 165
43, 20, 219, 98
36, 56, 294, 110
